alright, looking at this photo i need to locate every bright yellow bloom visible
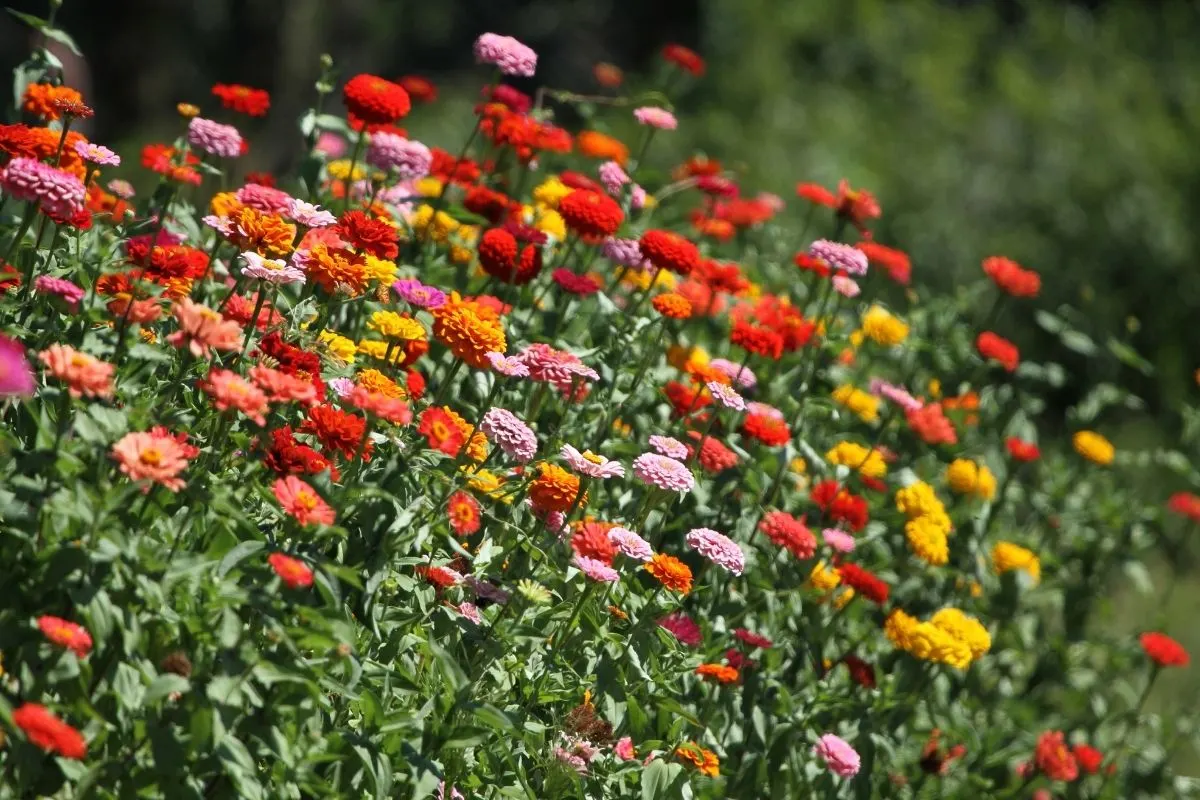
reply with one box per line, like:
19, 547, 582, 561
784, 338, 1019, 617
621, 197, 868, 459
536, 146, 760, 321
612, 418, 633, 437
832, 384, 880, 422
1073, 430, 1114, 466
532, 176, 573, 208
527, 204, 566, 240
945, 458, 997, 501
410, 205, 459, 243
209, 191, 241, 218
861, 305, 909, 346
833, 587, 856, 609
465, 467, 510, 502
327, 159, 366, 182
415, 177, 443, 197
808, 560, 841, 592
991, 541, 1041, 583
368, 311, 426, 342
622, 267, 676, 291
177, 103, 201, 118
927, 379, 942, 399
930, 608, 991, 660
356, 339, 405, 366
848, 329, 865, 348
895, 481, 946, 520
905, 517, 949, 565
790, 457, 807, 475
825, 441, 887, 479
667, 345, 709, 372
318, 331, 357, 363
363, 255, 398, 285
884, 609, 919, 649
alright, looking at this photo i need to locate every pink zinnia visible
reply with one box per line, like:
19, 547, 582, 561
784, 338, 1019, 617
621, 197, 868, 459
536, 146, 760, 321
200, 368, 270, 425
167, 298, 243, 358
250, 364, 319, 406
315, 131, 347, 159
832, 274, 860, 297
632, 452, 694, 493
648, 434, 688, 459
598, 160, 630, 195
810, 239, 868, 277
474, 33, 538, 77
273, 475, 336, 526
394, 278, 447, 309
479, 407, 538, 463
608, 526, 653, 561
235, 183, 292, 214
367, 132, 432, 179
0, 157, 86, 217
633, 106, 678, 130
73, 140, 120, 167
657, 612, 702, 646
34, 276, 84, 311
868, 379, 922, 412
815, 733, 861, 778
706, 380, 745, 411
0, 335, 35, 397
514, 343, 597, 396
111, 430, 192, 492
746, 401, 784, 420
561, 444, 624, 479
614, 736, 636, 761
287, 198, 337, 228
38, 344, 114, 399
601, 238, 644, 267
456, 602, 483, 624
241, 251, 306, 285
485, 350, 530, 377
346, 385, 412, 425
574, 554, 620, 583
685, 527, 745, 575
823, 528, 857, 553
708, 358, 756, 389
187, 117, 243, 159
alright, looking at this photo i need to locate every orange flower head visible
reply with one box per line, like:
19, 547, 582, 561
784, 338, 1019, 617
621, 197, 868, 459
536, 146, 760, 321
696, 663, 740, 684
228, 206, 295, 258
593, 62, 624, 88
302, 243, 368, 296
268, 552, 314, 589
676, 743, 720, 777
22, 84, 84, 121
432, 292, 507, 369
529, 463, 585, 514
652, 292, 693, 319
645, 553, 693, 594
576, 131, 629, 165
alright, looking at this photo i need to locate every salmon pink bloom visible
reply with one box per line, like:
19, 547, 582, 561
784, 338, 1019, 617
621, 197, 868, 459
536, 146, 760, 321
38, 344, 114, 399
111, 429, 192, 492
346, 385, 412, 424
249, 364, 318, 405
37, 615, 92, 657
200, 368, 269, 425
0, 334, 34, 397
575, 554, 620, 583
685, 527, 745, 575
614, 737, 635, 761
167, 298, 243, 358
632, 452, 694, 492
815, 733, 860, 778
608, 526, 653, 561
474, 33, 537, 77
633, 106, 678, 130
268, 552, 314, 589
485, 351, 530, 377
274, 476, 336, 526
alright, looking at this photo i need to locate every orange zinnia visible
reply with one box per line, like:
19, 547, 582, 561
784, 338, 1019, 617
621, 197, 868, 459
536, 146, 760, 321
645, 553, 693, 594
228, 206, 295, 258
676, 743, 720, 777
431, 292, 506, 369
696, 663, 740, 684
529, 463, 584, 513
576, 130, 629, 165
22, 84, 84, 121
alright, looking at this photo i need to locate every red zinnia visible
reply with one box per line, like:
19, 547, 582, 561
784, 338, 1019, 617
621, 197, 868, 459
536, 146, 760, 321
664, 380, 711, 419
301, 404, 372, 461
730, 320, 784, 361
447, 490, 481, 536
686, 430, 739, 473
836, 563, 889, 604
977, 331, 1020, 372
268, 552, 314, 589
840, 655, 877, 689
640, 229, 701, 276
37, 615, 93, 657
342, 74, 411, 126
1033, 731, 1079, 782
572, 520, 618, 565
398, 75, 438, 104
1072, 744, 1104, 775
464, 185, 516, 223
12, 703, 86, 760
1168, 491, 1200, 522
477, 226, 543, 285
662, 44, 706, 76
1140, 632, 1190, 667
335, 210, 398, 260
263, 426, 339, 481
418, 407, 466, 456
1006, 437, 1041, 463
211, 83, 271, 116
907, 403, 958, 446
856, 242, 911, 285
741, 413, 791, 447
552, 269, 602, 296
982, 256, 1041, 298
558, 189, 624, 239
733, 628, 773, 649
758, 510, 816, 559
811, 480, 868, 531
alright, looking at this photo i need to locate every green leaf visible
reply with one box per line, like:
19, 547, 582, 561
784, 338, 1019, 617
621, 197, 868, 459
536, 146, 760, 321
216, 540, 265, 578
145, 674, 191, 704
41, 27, 82, 56
5, 9, 47, 31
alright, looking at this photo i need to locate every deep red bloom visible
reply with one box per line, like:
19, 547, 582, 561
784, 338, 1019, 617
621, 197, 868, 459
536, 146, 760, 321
1033, 731, 1079, 781
741, 413, 790, 447
419, 565, 462, 589
342, 74, 410, 126
406, 369, 426, 399
810, 480, 868, 531
559, 170, 604, 192
464, 185, 516, 223
733, 628, 773, 649
836, 563, 889, 604
664, 380, 711, 420
730, 320, 784, 360
430, 147, 481, 184
1140, 632, 1190, 667
662, 44, 706, 77
335, 210, 398, 260
559, 189, 624, 239
983, 256, 1041, 298
12, 703, 86, 760
264, 426, 339, 481
640, 229, 701, 275
212, 83, 270, 116
794, 252, 832, 278
1006, 437, 1041, 463
301, 404, 372, 461
856, 242, 911, 285
255, 331, 324, 400
840, 655, 877, 689
977, 331, 1020, 372
1073, 744, 1104, 775
398, 75, 438, 104
480, 84, 532, 114
696, 174, 738, 197
245, 171, 276, 187
657, 612, 702, 646
735, 296, 815, 352
552, 268, 601, 296
477, 227, 543, 285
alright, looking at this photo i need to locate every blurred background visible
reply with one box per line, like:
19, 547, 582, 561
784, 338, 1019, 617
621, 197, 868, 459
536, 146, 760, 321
4, 0, 1200, 767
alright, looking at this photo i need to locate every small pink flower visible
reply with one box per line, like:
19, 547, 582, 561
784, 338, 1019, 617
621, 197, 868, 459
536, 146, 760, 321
287, 198, 337, 228
608, 526, 653, 561
574, 554, 620, 583
633, 106, 678, 130
685, 527, 745, 575
328, 377, 355, 398
706, 380, 745, 411
106, 179, 135, 199
708, 358, 756, 389
474, 33, 538, 77
815, 733, 860, 778
614, 736, 636, 761
314, 131, 347, 159
240, 251, 306, 285
273, 475, 336, 526
810, 239, 868, 277
187, 117, 243, 159
34, 276, 84, 311
73, 140, 120, 167
657, 612, 702, 646
367, 132, 432, 179
648, 435, 688, 459
868, 379, 922, 412
601, 238, 644, 267
480, 408, 538, 463
200, 368, 269, 425
832, 274, 860, 297
202, 214, 234, 236
235, 183, 292, 214
561, 444, 625, 479
486, 351, 530, 377
0, 335, 35, 397
632, 452, 694, 493
394, 278, 447, 309
598, 160, 630, 195
456, 602, 483, 625
746, 401, 785, 419
822, 528, 857, 553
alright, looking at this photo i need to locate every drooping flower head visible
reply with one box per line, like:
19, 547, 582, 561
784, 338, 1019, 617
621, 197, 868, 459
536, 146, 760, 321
473, 33, 538, 77
633, 106, 678, 130
187, 117, 243, 159
685, 528, 745, 575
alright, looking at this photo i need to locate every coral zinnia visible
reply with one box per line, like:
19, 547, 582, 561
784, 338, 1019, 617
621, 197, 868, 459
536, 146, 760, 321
447, 490, 481, 536
640, 229, 700, 275
111, 429, 192, 492
976, 331, 1019, 372
268, 552, 314, 589
982, 256, 1040, 298
662, 44, 706, 77
342, 74, 411, 126
212, 83, 271, 116
273, 476, 336, 526
38, 616, 93, 657
418, 406, 467, 456
12, 703, 86, 760
696, 663, 740, 684
645, 553, 693, 594
759, 510, 817, 559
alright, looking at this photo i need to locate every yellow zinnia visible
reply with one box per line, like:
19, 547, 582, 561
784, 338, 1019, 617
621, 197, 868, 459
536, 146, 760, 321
991, 541, 1041, 583
860, 305, 909, 347
945, 458, 997, 501
825, 441, 887, 479
832, 384, 880, 423
1073, 430, 1114, 466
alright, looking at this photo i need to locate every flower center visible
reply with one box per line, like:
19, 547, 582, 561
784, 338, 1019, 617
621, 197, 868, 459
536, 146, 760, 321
296, 490, 318, 510
582, 451, 604, 465
140, 446, 163, 466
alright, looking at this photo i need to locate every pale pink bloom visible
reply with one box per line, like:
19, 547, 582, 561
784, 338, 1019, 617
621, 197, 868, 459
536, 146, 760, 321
815, 733, 860, 778
240, 251, 306, 285
273, 475, 336, 526
648, 435, 688, 459
708, 357, 756, 389
746, 401, 785, 420
367, 132, 432, 179
34, 276, 84, 311
200, 368, 269, 425
614, 737, 636, 761
73, 140, 120, 166
706, 380, 745, 411
822, 528, 856, 553
456, 602, 483, 625
632, 452, 694, 493
235, 183, 292, 214
633, 106, 678, 130
574, 554, 620, 583
187, 117, 243, 159
250, 365, 319, 405
167, 298, 243, 358
474, 33, 538, 77
287, 198, 337, 228
810, 239, 868, 277
868, 379, 922, 412
106, 179, 135, 199
608, 526, 653, 561
38, 345, 113, 399
0, 335, 35, 397
486, 351, 529, 377
685, 527, 745, 575
314, 131, 347, 159
561, 444, 624, 479
553, 735, 600, 775
479, 407, 538, 463
111, 430, 192, 492
631, 185, 648, 210
598, 160, 630, 195
328, 377, 355, 398
0, 157, 85, 217
832, 274, 860, 297
202, 215, 234, 236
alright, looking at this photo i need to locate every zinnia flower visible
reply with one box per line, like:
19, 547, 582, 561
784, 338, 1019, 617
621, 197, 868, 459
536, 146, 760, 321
200, 368, 270, 425
814, 734, 860, 778
0, 157, 85, 217
976, 331, 1019, 372
632, 452, 694, 493
38, 615, 92, 657
575, 554, 620, 583
479, 407, 538, 463
38, 344, 114, 399
0, 334, 34, 397
111, 429, 192, 492
633, 106, 678, 130
1140, 632, 1190, 667
167, 298, 243, 358
608, 526, 653, 561
648, 434, 688, 459
274, 475, 336, 526
561, 444, 624, 479
187, 117, 243, 159
658, 611, 702, 646
12, 703, 86, 760
685, 527, 745, 575
268, 552, 314, 589
810, 239, 868, 276
645, 553, 693, 594
1073, 430, 1115, 466
474, 33, 538, 77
